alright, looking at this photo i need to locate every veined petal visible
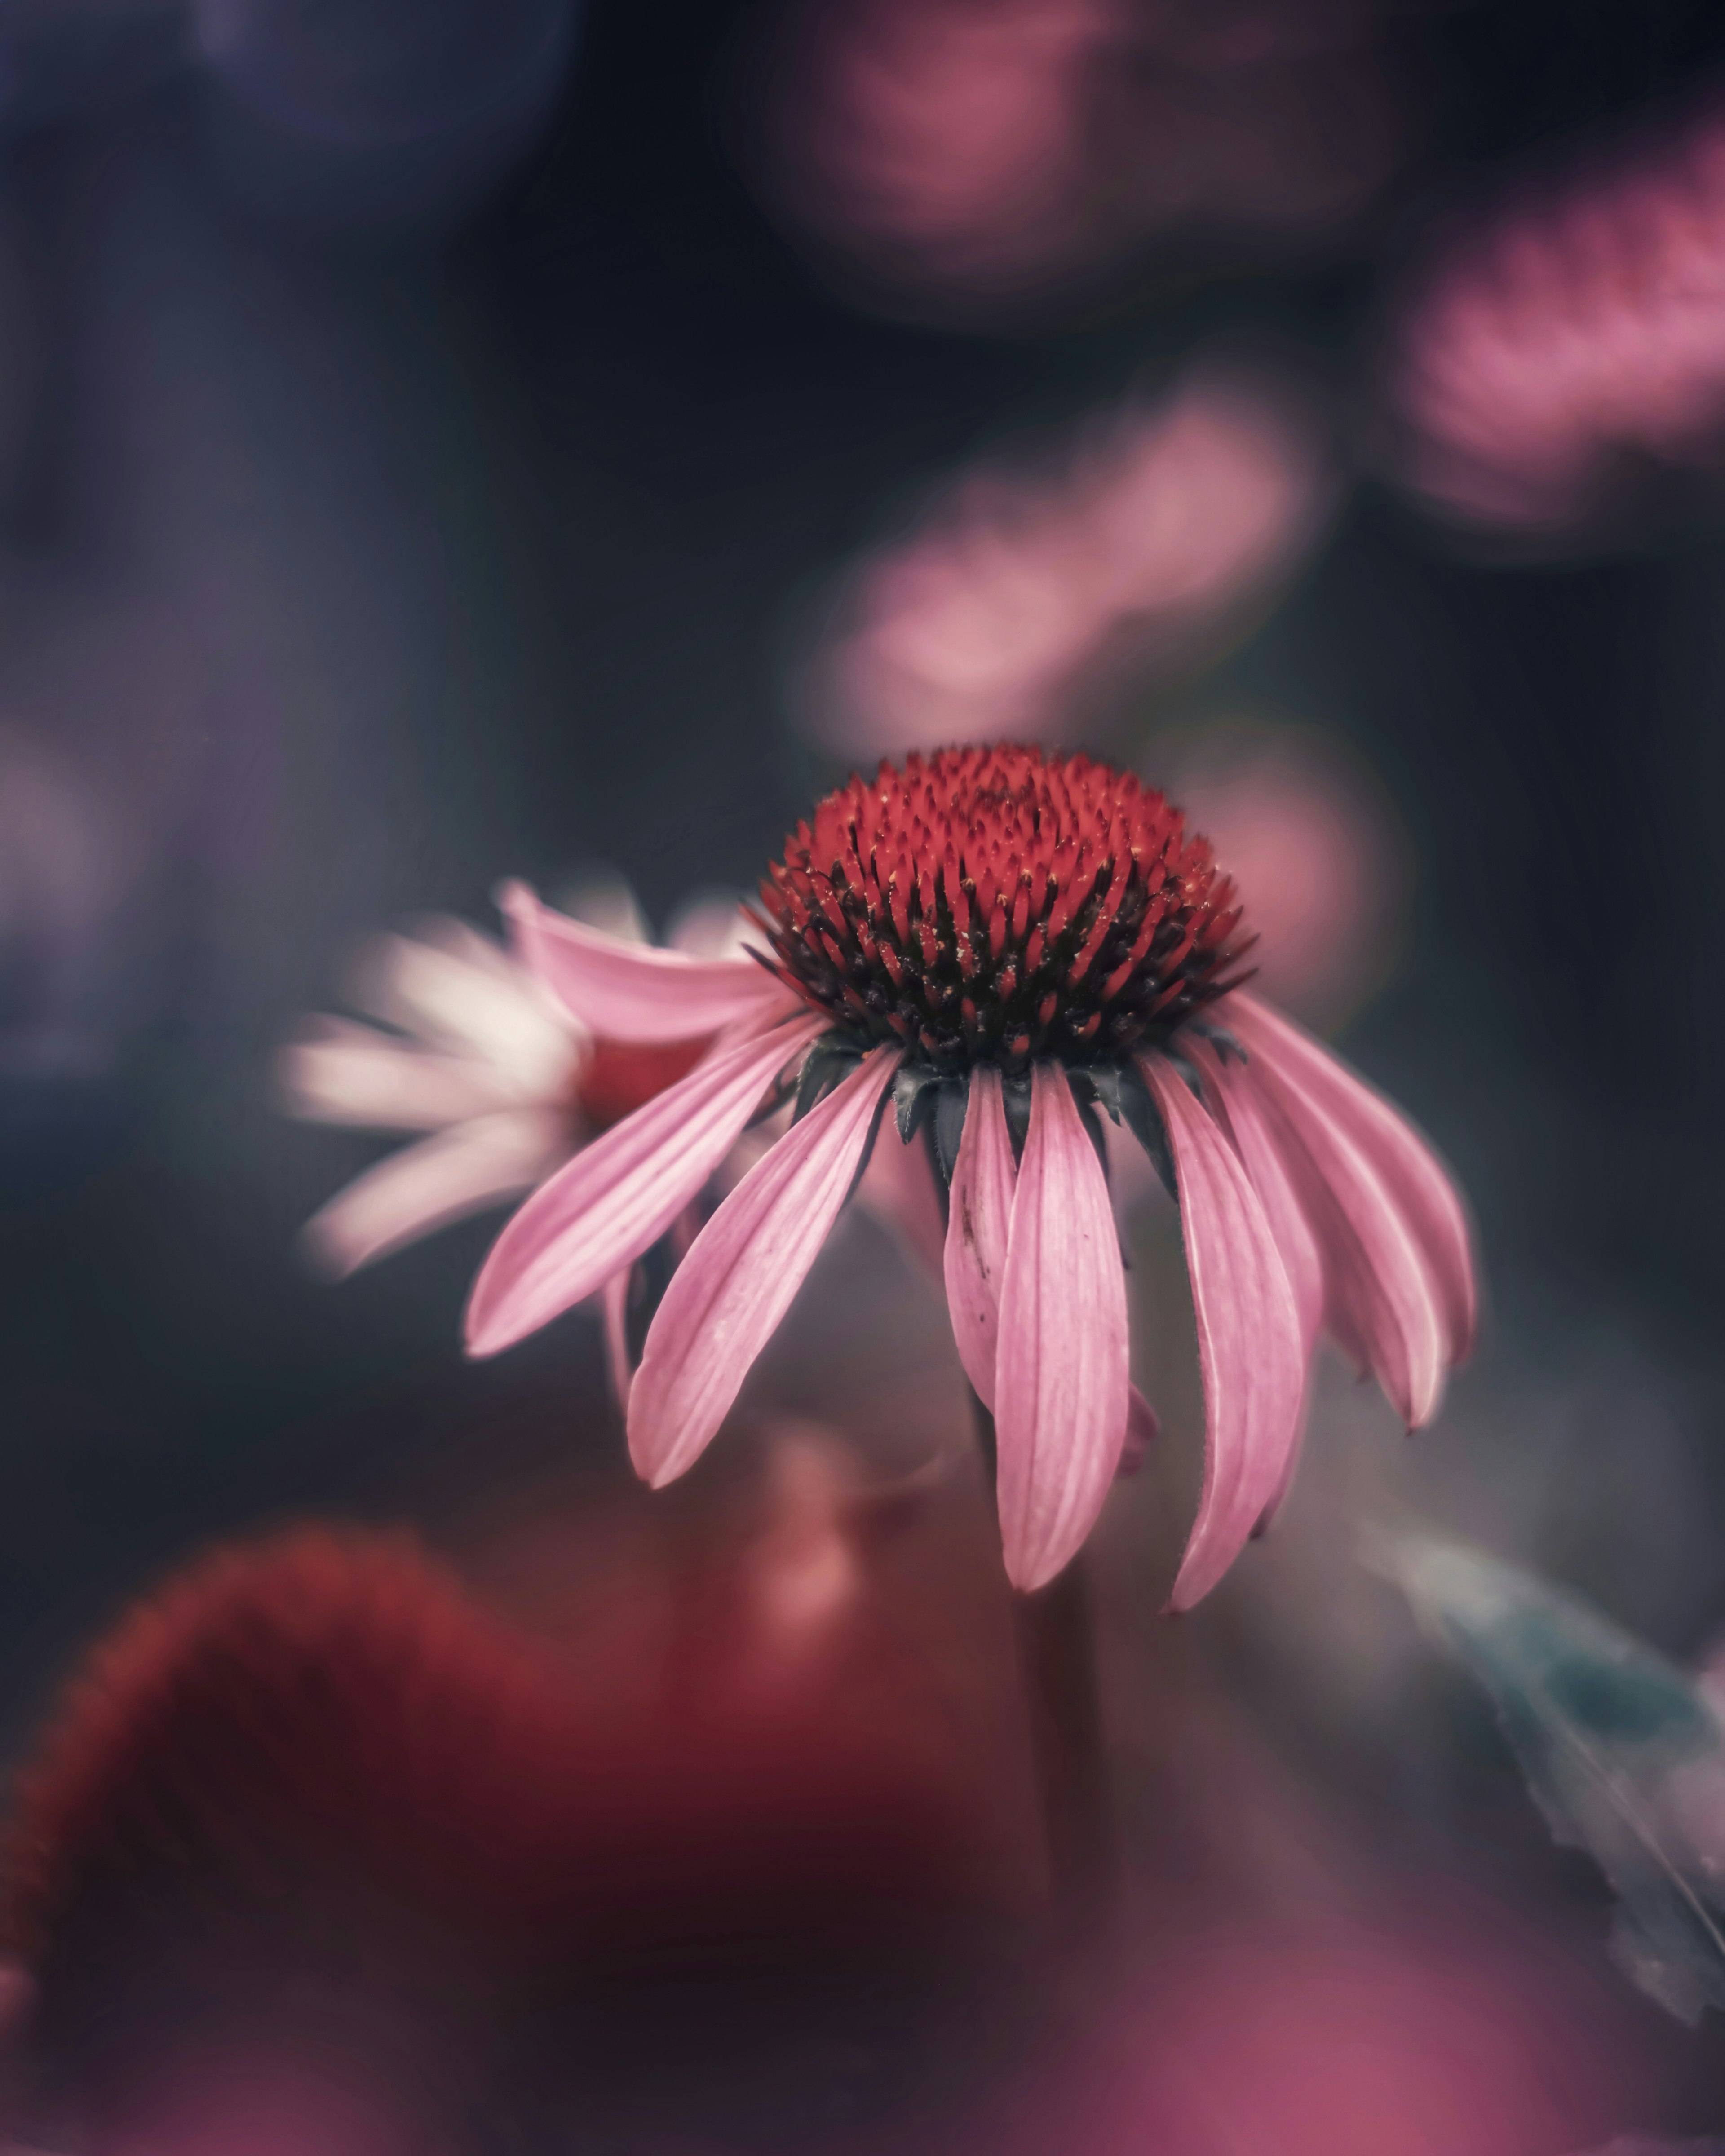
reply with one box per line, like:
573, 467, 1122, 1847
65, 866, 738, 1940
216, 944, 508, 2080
942, 1065, 1017, 1408
1193, 1049, 1318, 1532
1227, 1040, 1447, 1430
994, 1064, 1130, 1592
1195, 1041, 1323, 1365
279, 1018, 540, 1131
464, 1014, 824, 1357
1228, 993, 1477, 1362
302, 1110, 566, 1278
1141, 1060, 1306, 1611
499, 880, 794, 1043
1196, 1042, 1326, 1529
627, 1047, 900, 1489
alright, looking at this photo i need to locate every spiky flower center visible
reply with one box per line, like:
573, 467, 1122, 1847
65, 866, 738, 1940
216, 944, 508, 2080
759, 746, 1252, 1074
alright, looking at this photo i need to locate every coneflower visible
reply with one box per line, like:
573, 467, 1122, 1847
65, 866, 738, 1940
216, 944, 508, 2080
466, 746, 1477, 1607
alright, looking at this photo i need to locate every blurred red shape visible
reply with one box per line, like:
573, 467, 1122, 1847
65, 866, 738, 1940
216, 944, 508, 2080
4, 1448, 1036, 2138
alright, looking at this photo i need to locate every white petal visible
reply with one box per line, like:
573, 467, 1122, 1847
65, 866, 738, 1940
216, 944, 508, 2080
349, 925, 580, 1097
279, 1018, 522, 1131
301, 1110, 569, 1277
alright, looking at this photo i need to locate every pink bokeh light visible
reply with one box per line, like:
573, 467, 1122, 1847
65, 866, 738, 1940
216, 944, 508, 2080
1149, 718, 1412, 1029
1393, 99, 1725, 529
740, 0, 1423, 323
802, 369, 1335, 758
969, 1906, 1642, 2156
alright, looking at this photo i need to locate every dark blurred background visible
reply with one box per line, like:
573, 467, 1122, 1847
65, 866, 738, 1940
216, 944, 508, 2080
5, 0, 1725, 2144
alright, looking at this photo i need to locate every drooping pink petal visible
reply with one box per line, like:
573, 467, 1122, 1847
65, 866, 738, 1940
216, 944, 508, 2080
854, 1113, 947, 1281
942, 1064, 1017, 1408
464, 1014, 824, 1357
601, 1264, 635, 1413
302, 1109, 568, 1279
627, 1048, 901, 1489
1197, 1040, 1323, 1361
1195, 1038, 1323, 1530
279, 1018, 527, 1131
1224, 1040, 1447, 1431
1141, 1060, 1306, 1611
1228, 993, 1477, 1362
498, 880, 796, 1042
993, 1063, 1130, 1592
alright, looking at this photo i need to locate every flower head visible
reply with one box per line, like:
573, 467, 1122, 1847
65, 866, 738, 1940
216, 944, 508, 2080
465, 747, 1477, 1606
281, 889, 772, 1401
759, 745, 1249, 1070
279, 917, 587, 1279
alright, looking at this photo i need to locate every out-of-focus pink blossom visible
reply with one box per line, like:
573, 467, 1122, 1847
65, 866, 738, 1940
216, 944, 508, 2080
739, 0, 1420, 324
803, 371, 1334, 760
4, 1471, 1034, 2141
281, 881, 767, 1396
1149, 718, 1412, 1029
281, 882, 782, 1437
961, 1905, 1641, 2156
90, 2050, 445, 2156
1394, 102, 1725, 529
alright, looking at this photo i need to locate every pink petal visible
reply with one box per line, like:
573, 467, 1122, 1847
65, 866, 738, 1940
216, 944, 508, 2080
1194, 1038, 1322, 1532
1196, 1042, 1323, 1363
1141, 1061, 1306, 1611
303, 1109, 567, 1279
464, 1014, 824, 1357
1224, 1041, 1447, 1431
994, 1064, 1130, 1592
1228, 993, 1477, 1362
601, 1264, 635, 1413
627, 1048, 901, 1488
942, 1065, 1017, 1408
498, 880, 794, 1042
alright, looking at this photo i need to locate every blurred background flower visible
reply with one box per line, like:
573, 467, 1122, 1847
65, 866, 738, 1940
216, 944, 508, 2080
1141, 713, 1413, 1029
1390, 93, 1725, 538
797, 365, 1337, 760
732, 0, 1440, 330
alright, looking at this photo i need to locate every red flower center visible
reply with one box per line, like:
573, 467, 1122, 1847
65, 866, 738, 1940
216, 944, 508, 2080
760, 746, 1251, 1071
575, 1036, 712, 1131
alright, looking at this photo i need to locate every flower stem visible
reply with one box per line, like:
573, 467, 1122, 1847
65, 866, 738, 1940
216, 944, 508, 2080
969, 1391, 1116, 1914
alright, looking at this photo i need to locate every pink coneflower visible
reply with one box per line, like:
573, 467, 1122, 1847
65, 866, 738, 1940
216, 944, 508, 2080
281, 892, 778, 1395
466, 747, 1476, 1604
1393, 100, 1725, 529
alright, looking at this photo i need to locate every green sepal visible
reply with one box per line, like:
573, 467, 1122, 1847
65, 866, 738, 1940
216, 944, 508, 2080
1114, 1058, 1177, 1201
933, 1078, 969, 1184
792, 1037, 863, 1124
893, 1061, 944, 1144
